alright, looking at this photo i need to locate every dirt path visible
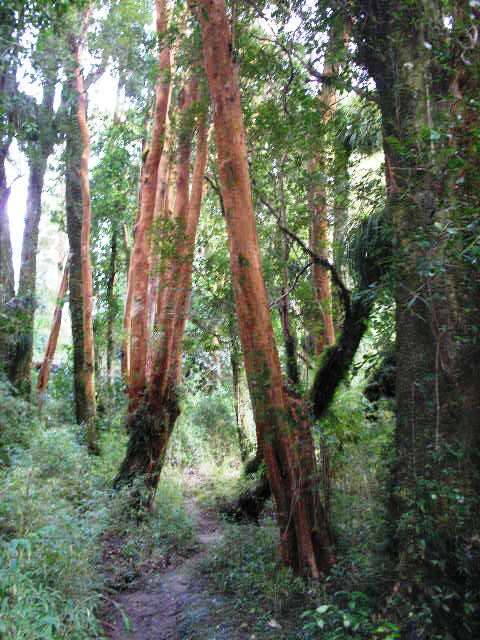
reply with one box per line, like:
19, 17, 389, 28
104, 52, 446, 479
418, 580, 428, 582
100, 499, 250, 640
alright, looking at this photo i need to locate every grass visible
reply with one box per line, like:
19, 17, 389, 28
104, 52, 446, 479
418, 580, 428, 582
0, 389, 197, 640
0, 424, 108, 639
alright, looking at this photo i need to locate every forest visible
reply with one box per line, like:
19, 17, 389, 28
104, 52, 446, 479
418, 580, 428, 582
0, 0, 479, 638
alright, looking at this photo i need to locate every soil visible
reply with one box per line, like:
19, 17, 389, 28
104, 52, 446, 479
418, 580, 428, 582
100, 498, 252, 640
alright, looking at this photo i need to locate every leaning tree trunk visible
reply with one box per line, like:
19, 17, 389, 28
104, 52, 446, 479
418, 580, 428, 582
37, 257, 69, 404
124, 0, 171, 405
195, 0, 334, 578
115, 88, 207, 496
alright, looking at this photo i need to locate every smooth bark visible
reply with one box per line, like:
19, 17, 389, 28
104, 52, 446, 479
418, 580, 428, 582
115, 93, 207, 495
106, 228, 118, 386
125, 0, 171, 406
195, 0, 334, 577
72, 11, 97, 450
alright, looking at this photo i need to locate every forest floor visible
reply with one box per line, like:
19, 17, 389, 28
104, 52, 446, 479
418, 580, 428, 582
99, 471, 304, 640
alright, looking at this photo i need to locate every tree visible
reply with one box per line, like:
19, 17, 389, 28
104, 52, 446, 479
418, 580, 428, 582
63, 8, 98, 449
115, 80, 209, 493
351, 0, 480, 634
194, 0, 335, 578
123, 0, 172, 402
9, 36, 61, 395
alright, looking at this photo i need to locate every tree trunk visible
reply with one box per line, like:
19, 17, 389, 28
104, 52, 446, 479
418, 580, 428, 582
0, 152, 14, 308
356, 2, 480, 634
332, 140, 350, 269
115, 89, 207, 496
230, 340, 251, 463
0, 150, 14, 371
195, 0, 334, 578
9, 72, 57, 396
68, 12, 97, 452
65, 126, 91, 425
145, 113, 173, 384
9, 155, 48, 394
277, 180, 300, 386
125, 0, 171, 407
106, 227, 118, 386
37, 257, 69, 404
307, 40, 341, 356
308, 163, 335, 355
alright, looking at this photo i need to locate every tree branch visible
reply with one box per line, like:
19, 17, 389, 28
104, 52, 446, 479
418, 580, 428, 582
269, 261, 312, 308
254, 186, 351, 315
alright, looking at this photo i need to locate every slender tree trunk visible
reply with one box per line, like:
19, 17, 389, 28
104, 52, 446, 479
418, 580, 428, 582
0, 151, 14, 308
9, 72, 57, 395
195, 0, 334, 577
37, 257, 69, 404
69, 12, 97, 451
308, 162, 335, 355
125, 0, 171, 406
277, 178, 300, 385
106, 228, 118, 386
230, 341, 250, 462
307, 44, 340, 356
65, 122, 89, 423
332, 140, 350, 268
0, 150, 14, 370
9, 156, 48, 394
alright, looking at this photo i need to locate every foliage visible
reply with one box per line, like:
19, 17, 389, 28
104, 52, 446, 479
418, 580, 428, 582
0, 416, 108, 639
301, 592, 400, 640
201, 520, 307, 617
167, 383, 241, 468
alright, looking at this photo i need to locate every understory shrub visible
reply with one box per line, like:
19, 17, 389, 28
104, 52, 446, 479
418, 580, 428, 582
0, 417, 109, 639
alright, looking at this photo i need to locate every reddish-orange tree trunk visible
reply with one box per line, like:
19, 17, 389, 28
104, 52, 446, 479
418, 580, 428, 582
72, 10, 97, 451
195, 0, 334, 578
145, 114, 173, 384
115, 89, 208, 495
124, 0, 172, 403
37, 258, 69, 404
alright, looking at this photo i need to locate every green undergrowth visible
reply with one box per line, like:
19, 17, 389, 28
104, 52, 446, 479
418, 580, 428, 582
0, 422, 109, 639
108, 468, 197, 564
0, 389, 196, 640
